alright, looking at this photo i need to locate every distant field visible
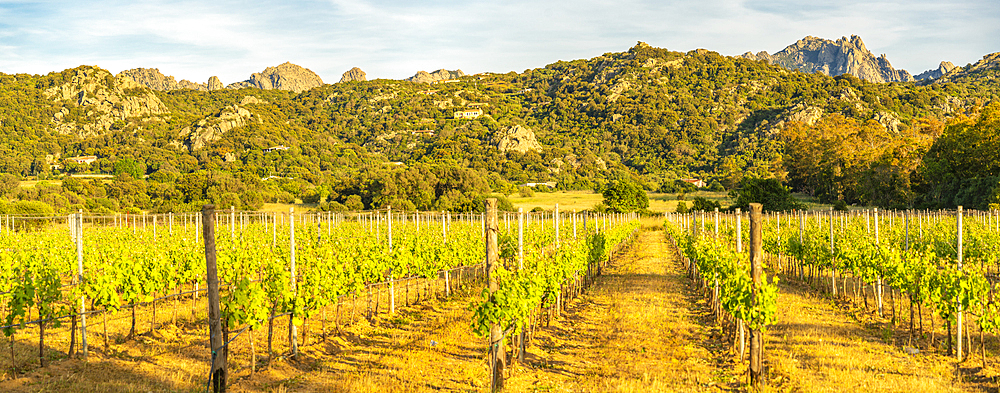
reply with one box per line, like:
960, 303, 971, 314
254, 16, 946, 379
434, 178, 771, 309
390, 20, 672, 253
506, 190, 733, 213
259, 202, 315, 213
18, 180, 62, 188
508, 190, 843, 213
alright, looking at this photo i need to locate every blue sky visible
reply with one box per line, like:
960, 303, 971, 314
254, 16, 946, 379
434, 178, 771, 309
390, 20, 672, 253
0, 0, 997, 84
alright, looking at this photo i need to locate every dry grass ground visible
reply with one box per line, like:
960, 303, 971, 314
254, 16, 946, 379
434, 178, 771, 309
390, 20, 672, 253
765, 278, 976, 392
0, 272, 489, 393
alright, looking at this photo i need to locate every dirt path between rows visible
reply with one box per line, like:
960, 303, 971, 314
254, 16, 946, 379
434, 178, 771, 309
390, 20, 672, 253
506, 228, 734, 392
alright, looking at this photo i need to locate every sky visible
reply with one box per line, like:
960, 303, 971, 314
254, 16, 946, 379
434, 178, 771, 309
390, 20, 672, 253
0, 0, 997, 84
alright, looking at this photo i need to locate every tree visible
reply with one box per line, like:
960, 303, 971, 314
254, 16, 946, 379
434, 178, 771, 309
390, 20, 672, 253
690, 197, 721, 212
601, 180, 649, 213
344, 195, 364, 211
728, 178, 803, 212
114, 158, 146, 180
0, 174, 19, 196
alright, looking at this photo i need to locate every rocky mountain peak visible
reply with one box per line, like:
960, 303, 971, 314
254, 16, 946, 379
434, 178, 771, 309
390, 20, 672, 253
929, 52, 1000, 84
406, 69, 465, 84
207, 76, 224, 91
227, 62, 324, 93
740, 35, 912, 83
915, 61, 957, 80
339, 67, 367, 83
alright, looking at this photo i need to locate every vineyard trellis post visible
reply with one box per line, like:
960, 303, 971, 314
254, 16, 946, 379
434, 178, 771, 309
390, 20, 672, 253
289, 208, 299, 358
389, 206, 396, 314
737, 208, 745, 359
555, 203, 560, 249
875, 208, 883, 317
830, 207, 836, 298
798, 209, 804, 281
573, 210, 577, 240
713, 208, 720, 324
518, 207, 525, 364
485, 198, 505, 392
203, 205, 227, 393
957, 206, 964, 361
77, 210, 87, 358
749, 203, 764, 388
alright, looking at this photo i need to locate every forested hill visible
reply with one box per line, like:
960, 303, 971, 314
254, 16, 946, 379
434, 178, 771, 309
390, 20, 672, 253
0, 42, 997, 213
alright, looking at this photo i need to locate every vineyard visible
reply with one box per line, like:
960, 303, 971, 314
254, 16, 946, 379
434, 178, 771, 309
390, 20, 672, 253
0, 204, 639, 392
666, 205, 1000, 389
6, 202, 1000, 391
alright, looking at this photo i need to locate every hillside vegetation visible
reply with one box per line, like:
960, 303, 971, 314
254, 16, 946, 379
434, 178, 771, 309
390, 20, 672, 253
0, 42, 998, 213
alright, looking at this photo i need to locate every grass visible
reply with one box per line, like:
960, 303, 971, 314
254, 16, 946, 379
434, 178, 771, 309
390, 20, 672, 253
764, 278, 973, 392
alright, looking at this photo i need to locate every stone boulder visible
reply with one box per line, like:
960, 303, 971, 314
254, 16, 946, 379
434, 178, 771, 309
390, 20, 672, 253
495, 125, 542, 153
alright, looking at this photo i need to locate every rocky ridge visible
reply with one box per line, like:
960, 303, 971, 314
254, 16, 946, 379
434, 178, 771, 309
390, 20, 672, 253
407, 69, 465, 84
182, 99, 262, 150
914, 61, 957, 81
740, 35, 912, 83
931, 52, 1000, 83
226, 62, 324, 93
339, 67, 367, 83
116, 68, 223, 91
45, 67, 169, 136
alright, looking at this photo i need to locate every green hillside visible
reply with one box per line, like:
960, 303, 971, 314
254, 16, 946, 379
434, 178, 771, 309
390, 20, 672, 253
0, 42, 997, 213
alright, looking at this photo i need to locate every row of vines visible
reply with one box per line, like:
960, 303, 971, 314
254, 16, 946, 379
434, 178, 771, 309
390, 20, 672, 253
670, 207, 1000, 368
0, 208, 638, 381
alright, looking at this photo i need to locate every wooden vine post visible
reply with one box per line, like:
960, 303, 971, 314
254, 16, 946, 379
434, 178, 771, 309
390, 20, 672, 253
517, 207, 525, 364
203, 205, 227, 393
749, 203, 764, 387
737, 208, 745, 359
957, 206, 964, 361
289, 208, 299, 358
76, 210, 88, 358
389, 206, 395, 314
485, 198, 505, 392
